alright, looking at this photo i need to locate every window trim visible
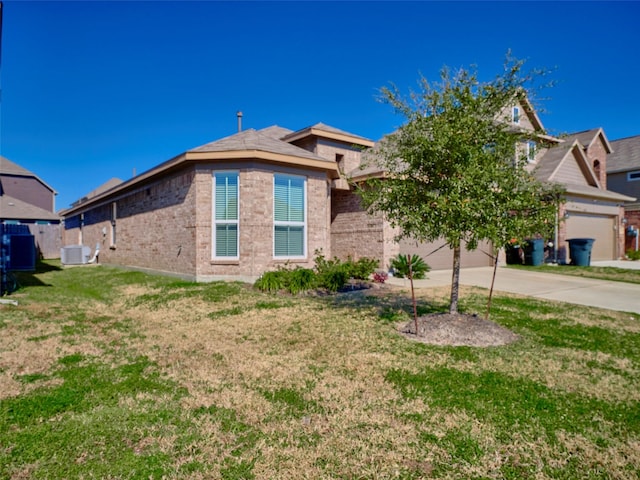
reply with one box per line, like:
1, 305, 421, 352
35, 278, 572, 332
627, 171, 640, 182
512, 106, 520, 125
212, 171, 240, 260
273, 173, 307, 259
526, 140, 536, 163
110, 202, 117, 248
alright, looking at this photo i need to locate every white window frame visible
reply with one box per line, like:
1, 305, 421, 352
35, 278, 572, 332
512, 106, 520, 125
526, 140, 536, 163
273, 173, 307, 259
627, 171, 640, 182
212, 171, 240, 260
110, 202, 117, 247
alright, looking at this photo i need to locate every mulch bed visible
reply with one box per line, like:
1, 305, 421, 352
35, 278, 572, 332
399, 313, 520, 347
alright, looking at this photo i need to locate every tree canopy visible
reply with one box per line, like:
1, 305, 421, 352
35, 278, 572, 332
356, 57, 563, 313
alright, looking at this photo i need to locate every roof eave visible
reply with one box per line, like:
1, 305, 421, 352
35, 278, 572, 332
282, 128, 375, 148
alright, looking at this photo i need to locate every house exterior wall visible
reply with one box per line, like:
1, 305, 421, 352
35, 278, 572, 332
64, 167, 199, 278
608, 171, 640, 200
553, 156, 589, 186
63, 162, 332, 281
330, 189, 398, 269
623, 204, 640, 253
558, 197, 626, 261
195, 162, 331, 280
0, 175, 55, 212
585, 138, 608, 189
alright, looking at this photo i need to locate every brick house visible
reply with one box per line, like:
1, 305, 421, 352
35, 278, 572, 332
606, 135, 640, 253
60, 124, 374, 281
0, 156, 61, 259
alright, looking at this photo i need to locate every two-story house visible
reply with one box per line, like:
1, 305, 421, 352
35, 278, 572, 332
0, 156, 61, 259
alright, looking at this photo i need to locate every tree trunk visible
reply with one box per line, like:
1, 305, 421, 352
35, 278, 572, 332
485, 247, 499, 320
450, 244, 461, 314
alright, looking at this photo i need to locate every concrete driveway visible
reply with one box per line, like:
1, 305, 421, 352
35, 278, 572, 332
387, 260, 640, 314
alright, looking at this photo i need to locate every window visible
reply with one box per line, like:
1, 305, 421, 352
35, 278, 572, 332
628, 171, 640, 181
526, 140, 536, 163
110, 202, 117, 247
273, 174, 306, 258
213, 172, 239, 258
512, 106, 520, 124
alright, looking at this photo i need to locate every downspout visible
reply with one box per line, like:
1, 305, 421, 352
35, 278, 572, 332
554, 202, 559, 263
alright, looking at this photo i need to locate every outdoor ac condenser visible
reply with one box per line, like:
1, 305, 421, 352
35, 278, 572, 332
61, 245, 91, 265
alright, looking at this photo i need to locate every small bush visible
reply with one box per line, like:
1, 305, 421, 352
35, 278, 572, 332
288, 268, 316, 295
254, 271, 287, 293
319, 269, 349, 292
627, 249, 640, 261
344, 257, 379, 280
390, 254, 430, 279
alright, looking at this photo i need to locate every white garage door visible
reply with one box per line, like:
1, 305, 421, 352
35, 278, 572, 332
565, 213, 615, 261
399, 238, 494, 270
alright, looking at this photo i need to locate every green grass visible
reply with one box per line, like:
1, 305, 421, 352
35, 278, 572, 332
1, 261, 639, 478
508, 263, 640, 284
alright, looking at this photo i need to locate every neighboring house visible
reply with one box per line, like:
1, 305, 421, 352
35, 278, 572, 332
349, 100, 634, 266
606, 134, 640, 253
60, 124, 374, 281
0, 156, 61, 259
535, 128, 634, 262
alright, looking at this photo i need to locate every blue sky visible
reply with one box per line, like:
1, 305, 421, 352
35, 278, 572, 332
1, 1, 639, 211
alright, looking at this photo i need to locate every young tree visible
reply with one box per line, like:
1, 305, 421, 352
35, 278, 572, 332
357, 57, 563, 315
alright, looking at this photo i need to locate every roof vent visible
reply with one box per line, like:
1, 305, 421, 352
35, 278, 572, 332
237, 111, 243, 132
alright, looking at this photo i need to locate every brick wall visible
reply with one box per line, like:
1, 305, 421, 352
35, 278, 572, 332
585, 137, 608, 189
64, 167, 198, 277
330, 189, 398, 268
624, 205, 640, 254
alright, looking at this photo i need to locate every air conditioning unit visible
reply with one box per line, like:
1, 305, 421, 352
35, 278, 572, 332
61, 245, 91, 265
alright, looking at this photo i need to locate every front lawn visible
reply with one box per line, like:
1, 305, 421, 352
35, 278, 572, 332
1, 262, 639, 479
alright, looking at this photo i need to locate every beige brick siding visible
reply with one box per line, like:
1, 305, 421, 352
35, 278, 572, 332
64, 167, 198, 276
64, 163, 331, 280
585, 138, 608, 189
330, 189, 398, 269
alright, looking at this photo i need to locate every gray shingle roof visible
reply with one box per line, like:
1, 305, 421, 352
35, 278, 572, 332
257, 125, 293, 139
0, 156, 57, 193
0, 195, 60, 221
0, 156, 34, 176
71, 178, 123, 207
564, 183, 635, 202
534, 141, 576, 182
608, 135, 640, 173
189, 128, 330, 163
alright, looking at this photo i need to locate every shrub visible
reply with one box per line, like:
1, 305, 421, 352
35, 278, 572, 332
390, 254, 430, 279
344, 257, 379, 280
627, 248, 640, 261
254, 271, 287, 292
319, 269, 349, 292
288, 268, 316, 295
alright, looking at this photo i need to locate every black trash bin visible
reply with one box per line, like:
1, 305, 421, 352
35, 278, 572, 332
567, 238, 595, 266
524, 239, 544, 266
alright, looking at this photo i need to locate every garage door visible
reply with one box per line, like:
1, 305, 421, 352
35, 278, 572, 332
565, 213, 615, 261
399, 238, 494, 270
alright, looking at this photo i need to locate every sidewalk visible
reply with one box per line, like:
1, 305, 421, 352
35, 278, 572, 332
387, 262, 640, 314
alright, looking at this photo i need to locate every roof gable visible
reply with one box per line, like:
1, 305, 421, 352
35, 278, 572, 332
281, 123, 375, 148
564, 127, 612, 154
536, 140, 600, 187
0, 156, 57, 194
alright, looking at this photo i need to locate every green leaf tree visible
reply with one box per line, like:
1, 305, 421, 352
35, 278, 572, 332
357, 57, 563, 315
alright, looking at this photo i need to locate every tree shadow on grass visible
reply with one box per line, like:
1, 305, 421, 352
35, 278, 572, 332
322, 285, 449, 324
